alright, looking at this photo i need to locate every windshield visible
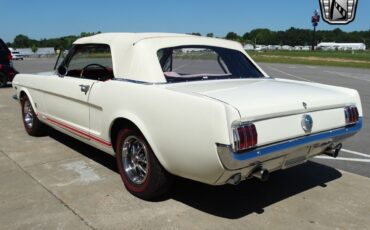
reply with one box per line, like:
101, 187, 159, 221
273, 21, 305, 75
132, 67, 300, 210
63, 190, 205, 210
157, 46, 263, 83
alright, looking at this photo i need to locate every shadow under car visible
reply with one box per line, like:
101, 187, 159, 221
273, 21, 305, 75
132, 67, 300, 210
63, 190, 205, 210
47, 127, 342, 219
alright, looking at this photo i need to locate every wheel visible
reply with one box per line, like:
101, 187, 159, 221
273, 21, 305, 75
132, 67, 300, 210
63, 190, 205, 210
116, 127, 172, 200
21, 95, 46, 136
0, 72, 7, 88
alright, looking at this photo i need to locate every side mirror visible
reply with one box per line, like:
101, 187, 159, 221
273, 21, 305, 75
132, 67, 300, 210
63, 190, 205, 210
57, 65, 67, 77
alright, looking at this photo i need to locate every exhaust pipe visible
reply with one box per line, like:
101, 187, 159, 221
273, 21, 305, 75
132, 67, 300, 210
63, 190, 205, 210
226, 173, 242, 185
325, 143, 342, 158
252, 168, 269, 182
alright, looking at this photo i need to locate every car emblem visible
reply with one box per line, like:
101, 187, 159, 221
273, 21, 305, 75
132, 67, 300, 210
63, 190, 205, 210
319, 0, 358, 24
301, 114, 313, 132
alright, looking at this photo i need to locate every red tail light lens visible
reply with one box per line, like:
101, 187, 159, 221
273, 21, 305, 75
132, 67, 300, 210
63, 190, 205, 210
250, 124, 257, 146
233, 123, 258, 152
237, 127, 246, 149
344, 106, 359, 125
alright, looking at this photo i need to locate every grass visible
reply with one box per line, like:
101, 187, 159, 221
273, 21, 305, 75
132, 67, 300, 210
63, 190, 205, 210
248, 50, 370, 69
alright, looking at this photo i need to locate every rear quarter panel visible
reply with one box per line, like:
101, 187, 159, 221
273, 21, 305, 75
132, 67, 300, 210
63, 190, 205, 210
89, 80, 240, 184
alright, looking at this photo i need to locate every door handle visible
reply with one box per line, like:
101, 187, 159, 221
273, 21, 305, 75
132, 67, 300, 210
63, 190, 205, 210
79, 84, 90, 94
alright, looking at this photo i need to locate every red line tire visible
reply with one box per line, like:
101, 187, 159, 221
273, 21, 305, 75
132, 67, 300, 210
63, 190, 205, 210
116, 127, 172, 200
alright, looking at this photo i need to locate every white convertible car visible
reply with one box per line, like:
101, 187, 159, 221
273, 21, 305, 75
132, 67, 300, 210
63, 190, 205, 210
13, 33, 362, 199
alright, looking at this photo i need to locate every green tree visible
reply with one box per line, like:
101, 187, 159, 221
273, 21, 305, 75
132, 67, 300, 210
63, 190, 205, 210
248, 29, 274, 45
225, 32, 239, 41
242, 32, 250, 43
13, 34, 32, 48
7, 29, 369, 52
80, 32, 94, 37
206, 33, 214, 37
31, 44, 38, 53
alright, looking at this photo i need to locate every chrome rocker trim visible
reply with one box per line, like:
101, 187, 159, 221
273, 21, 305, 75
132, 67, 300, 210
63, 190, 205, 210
217, 118, 363, 170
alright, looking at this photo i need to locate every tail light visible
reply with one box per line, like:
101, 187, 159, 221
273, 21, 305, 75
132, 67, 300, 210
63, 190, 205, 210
344, 106, 359, 125
233, 123, 258, 152
7, 53, 12, 61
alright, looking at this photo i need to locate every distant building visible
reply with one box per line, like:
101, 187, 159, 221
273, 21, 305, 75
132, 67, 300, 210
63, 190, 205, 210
281, 45, 293, 51
293, 46, 310, 51
243, 44, 254, 51
37, 47, 55, 55
181, 48, 206, 53
266, 45, 282, 50
255, 45, 266, 51
15, 48, 33, 56
12, 47, 55, 57
317, 42, 366, 51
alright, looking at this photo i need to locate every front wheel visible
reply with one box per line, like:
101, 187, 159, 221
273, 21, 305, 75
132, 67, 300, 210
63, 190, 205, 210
21, 95, 46, 136
116, 127, 172, 200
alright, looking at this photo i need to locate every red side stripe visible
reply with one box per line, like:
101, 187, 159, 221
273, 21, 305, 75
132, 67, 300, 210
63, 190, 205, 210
45, 116, 112, 147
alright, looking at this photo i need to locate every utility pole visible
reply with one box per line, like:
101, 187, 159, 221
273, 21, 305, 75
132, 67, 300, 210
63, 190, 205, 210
311, 10, 320, 51
254, 37, 257, 49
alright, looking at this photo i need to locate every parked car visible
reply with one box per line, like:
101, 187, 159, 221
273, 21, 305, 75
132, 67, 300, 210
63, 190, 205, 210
12, 33, 363, 199
11, 51, 24, 60
0, 39, 18, 87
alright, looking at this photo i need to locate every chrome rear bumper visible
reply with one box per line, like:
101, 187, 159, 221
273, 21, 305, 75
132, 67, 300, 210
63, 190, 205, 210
217, 118, 362, 170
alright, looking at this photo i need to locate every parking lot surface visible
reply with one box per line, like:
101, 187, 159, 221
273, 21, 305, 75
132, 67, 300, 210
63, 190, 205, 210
0, 59, 369, 229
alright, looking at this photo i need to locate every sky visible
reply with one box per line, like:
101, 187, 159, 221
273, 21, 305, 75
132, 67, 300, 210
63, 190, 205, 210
1, 0, 369, 42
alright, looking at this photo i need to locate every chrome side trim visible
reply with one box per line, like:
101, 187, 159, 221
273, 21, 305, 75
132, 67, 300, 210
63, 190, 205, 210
217, 118, 362, 170
112, 78, 166, 85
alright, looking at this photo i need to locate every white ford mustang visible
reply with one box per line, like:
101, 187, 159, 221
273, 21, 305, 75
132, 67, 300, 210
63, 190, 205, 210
12, 33, 362, 199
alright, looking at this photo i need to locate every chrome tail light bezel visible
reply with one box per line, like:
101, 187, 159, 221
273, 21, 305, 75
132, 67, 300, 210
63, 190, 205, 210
232, 123, 258, 152
344, 106, 359, 125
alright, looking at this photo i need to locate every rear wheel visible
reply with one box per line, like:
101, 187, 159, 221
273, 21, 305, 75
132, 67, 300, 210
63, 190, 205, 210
116, 127, 172, 200
0, 72, 7, 88
21, 95, 46, 136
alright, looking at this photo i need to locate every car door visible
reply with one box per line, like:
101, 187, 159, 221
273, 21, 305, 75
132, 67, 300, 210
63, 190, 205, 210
40, 44, 113, 141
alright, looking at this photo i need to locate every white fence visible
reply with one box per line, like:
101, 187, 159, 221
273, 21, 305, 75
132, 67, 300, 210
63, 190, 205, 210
244, 42, 366, 51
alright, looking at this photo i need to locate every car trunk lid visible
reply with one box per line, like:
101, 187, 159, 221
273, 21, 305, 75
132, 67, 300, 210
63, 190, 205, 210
164, 78, 353, 120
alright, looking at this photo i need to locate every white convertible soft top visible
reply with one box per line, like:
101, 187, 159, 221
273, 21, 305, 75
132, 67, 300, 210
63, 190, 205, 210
73, 33, 264, 83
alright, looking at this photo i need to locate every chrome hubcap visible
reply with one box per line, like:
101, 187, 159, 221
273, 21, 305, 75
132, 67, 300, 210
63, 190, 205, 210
122, 136, 149, 184
23, 100, 33, 129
